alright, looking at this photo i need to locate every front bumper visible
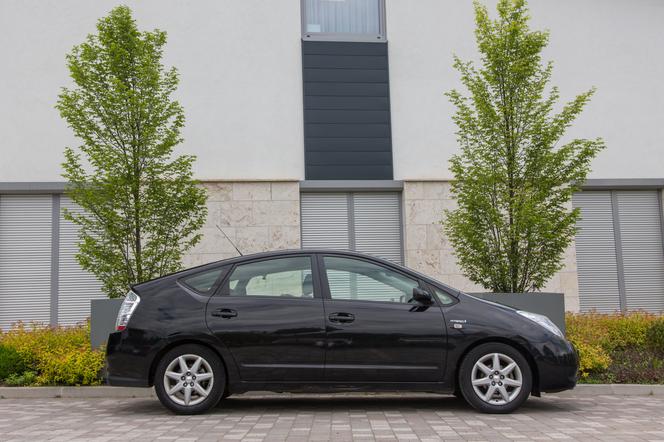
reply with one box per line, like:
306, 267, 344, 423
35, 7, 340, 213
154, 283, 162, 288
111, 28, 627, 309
536, 338, 579, 393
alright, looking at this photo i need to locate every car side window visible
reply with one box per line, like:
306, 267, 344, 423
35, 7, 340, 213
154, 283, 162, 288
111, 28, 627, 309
181, 268, 225, 294
226, 256, 314, 298
432, 287, 456, 305
323, 256, 419, 303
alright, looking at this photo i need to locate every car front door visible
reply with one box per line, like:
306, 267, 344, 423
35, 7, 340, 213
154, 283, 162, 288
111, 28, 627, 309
320, 255, 447, 383
206, 255, 326, 382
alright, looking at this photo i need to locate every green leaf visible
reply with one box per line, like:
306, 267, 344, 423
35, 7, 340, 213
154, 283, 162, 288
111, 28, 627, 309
56, 6, 208, 298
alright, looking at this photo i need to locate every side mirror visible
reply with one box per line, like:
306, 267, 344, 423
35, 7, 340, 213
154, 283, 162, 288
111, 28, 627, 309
412, 287, 433, 305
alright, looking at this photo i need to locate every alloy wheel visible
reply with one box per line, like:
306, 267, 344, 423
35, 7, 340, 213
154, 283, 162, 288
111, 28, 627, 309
471, 352, 523, 405
163, 354, 214, 406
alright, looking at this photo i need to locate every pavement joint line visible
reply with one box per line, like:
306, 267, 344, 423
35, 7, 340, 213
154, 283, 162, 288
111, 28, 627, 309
1, 384, 664, 399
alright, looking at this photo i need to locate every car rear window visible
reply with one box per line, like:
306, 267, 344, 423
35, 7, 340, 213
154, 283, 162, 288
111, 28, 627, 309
181, 268, 225, 294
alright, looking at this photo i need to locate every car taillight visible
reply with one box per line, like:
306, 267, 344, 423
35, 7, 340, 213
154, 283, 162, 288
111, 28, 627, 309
115, 290, 140, 331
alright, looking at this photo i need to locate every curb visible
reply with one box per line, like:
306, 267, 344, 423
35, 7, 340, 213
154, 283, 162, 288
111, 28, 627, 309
1, 384, 663, 400
555, 383, 664, 397
0, 386, 155, 399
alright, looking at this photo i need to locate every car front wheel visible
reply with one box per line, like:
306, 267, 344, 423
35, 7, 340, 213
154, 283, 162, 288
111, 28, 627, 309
154, 344, 225, 414
458, 342, 532, 414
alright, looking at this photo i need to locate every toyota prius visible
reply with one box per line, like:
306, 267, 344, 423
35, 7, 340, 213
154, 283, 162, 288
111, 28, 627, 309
106, 249, 578, 414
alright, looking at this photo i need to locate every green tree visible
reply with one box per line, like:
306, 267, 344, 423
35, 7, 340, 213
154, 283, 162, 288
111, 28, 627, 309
444, 0, 604, 293
56, 6, 207, 298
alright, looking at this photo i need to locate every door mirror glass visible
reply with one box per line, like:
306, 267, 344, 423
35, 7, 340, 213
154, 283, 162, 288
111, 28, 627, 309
412, 287, 433, 305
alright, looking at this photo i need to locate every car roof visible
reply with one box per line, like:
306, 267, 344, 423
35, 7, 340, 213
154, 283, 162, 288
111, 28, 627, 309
133, 248, 460, 296
180, 248, 459, 294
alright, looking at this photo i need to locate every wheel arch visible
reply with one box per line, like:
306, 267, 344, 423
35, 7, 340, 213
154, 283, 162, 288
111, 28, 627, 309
148, 339, 232, 392
453, 337, 541, 397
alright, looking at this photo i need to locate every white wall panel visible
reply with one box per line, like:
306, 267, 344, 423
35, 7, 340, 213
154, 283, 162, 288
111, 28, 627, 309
57, 197, 105, 325
573, 192, 622, 312
617, 191, 664, 312
0, 0, 304, 181
0, 195, 52, 329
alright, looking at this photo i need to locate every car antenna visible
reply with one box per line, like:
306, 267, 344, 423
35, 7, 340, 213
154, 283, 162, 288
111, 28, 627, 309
215, 224, 243, 256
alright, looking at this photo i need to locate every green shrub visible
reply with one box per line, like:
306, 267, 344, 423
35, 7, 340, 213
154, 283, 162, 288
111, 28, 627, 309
566, 312, 664, 383
566, 337, 611, 378
646, 318, 664, 353
0, 344, 27, 381
4, 371, 37, 386
0, 321, 104, 386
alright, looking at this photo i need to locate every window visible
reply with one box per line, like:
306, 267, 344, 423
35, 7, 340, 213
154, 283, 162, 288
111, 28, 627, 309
302, 0, 386, 41
182, 268, 225, 294
226, 257, 314, 299
323, 256, 418, 303
432, 287, 456, 306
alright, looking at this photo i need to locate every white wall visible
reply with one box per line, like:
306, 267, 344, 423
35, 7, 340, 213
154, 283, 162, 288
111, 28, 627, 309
1, 1, 663, 183
0, 0, 304, 182
388, 0, 664, 180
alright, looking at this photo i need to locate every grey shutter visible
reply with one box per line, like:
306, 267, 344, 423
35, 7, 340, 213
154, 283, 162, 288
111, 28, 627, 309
301, 193, 350, 250
0, 195, 52, 329
353, 192, 402, 264
300, 192, 403, 264
572, 192, 622, 312
57, 197, 105, 325
616, 191, 664, 312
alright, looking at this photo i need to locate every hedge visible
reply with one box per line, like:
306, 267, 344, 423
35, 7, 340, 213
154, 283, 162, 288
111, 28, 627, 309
0, 321, 104, 386
2, 314, 663, 386
567, 312, 664, 383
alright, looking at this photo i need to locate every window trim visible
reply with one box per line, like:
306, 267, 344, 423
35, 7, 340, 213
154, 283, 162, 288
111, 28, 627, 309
318, 253, 429, 305
300, 0, 387, 42
219, 254, 322, 301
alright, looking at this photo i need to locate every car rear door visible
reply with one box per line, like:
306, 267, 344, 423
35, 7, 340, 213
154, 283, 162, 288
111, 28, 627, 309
205, 254, 326, 382
320, 254, 447, 383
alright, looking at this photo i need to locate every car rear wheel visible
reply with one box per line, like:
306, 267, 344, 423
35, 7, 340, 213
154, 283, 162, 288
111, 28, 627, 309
154, 344, 225, 414
458, 342, 532, 414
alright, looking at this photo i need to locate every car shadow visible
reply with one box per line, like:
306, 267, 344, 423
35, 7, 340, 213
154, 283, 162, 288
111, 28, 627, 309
114, 393, 573, 415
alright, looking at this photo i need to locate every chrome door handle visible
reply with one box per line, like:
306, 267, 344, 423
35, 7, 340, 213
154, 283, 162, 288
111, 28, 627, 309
211, 308, 237, 319
328, 312, 355, 323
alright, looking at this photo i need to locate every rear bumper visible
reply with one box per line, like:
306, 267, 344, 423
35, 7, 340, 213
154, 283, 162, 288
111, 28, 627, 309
106, 331, 152, 388
536, 339, 579, 393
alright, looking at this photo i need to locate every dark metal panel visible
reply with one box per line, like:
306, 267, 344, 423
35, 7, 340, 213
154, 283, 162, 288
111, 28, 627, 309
303, 68, 389, 83
304, 83, 389, 97
305, 110, 389, 124
303, 41, 387, 55
306, 151, 393, 166
306, 138, 391, 152
305, 123, 391, 138
303, 54, 388, 69
304, 96, 389, 110
302, 41, 393, 180
306, 165, 393, 180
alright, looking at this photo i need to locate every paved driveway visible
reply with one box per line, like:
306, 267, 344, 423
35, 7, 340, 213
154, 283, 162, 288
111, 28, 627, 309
0, 393, 663, 441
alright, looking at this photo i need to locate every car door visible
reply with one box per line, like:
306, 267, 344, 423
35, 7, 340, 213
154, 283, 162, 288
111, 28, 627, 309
320, 254, 447, 383
206, 254, 326, 382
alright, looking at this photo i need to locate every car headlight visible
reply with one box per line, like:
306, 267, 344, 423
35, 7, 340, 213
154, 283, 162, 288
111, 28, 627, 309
516, 310, 564, 338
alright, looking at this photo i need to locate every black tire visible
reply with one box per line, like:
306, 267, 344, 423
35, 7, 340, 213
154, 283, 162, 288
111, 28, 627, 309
154, 344, 226, 415
458, 342, 532, 414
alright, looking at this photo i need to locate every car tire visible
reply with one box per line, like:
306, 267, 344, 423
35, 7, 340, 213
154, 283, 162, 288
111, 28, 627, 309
458, 342, 532, 414
154, 344, 226, 415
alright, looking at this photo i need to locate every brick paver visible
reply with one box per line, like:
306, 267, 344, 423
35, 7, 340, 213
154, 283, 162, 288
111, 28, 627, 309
0, 392, 663, 441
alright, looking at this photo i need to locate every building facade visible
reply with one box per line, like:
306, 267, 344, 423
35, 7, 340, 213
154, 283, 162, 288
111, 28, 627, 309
1, 0, 663, 328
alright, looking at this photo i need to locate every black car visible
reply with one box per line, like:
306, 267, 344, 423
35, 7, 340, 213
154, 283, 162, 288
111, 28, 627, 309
106, 249, 578, 414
